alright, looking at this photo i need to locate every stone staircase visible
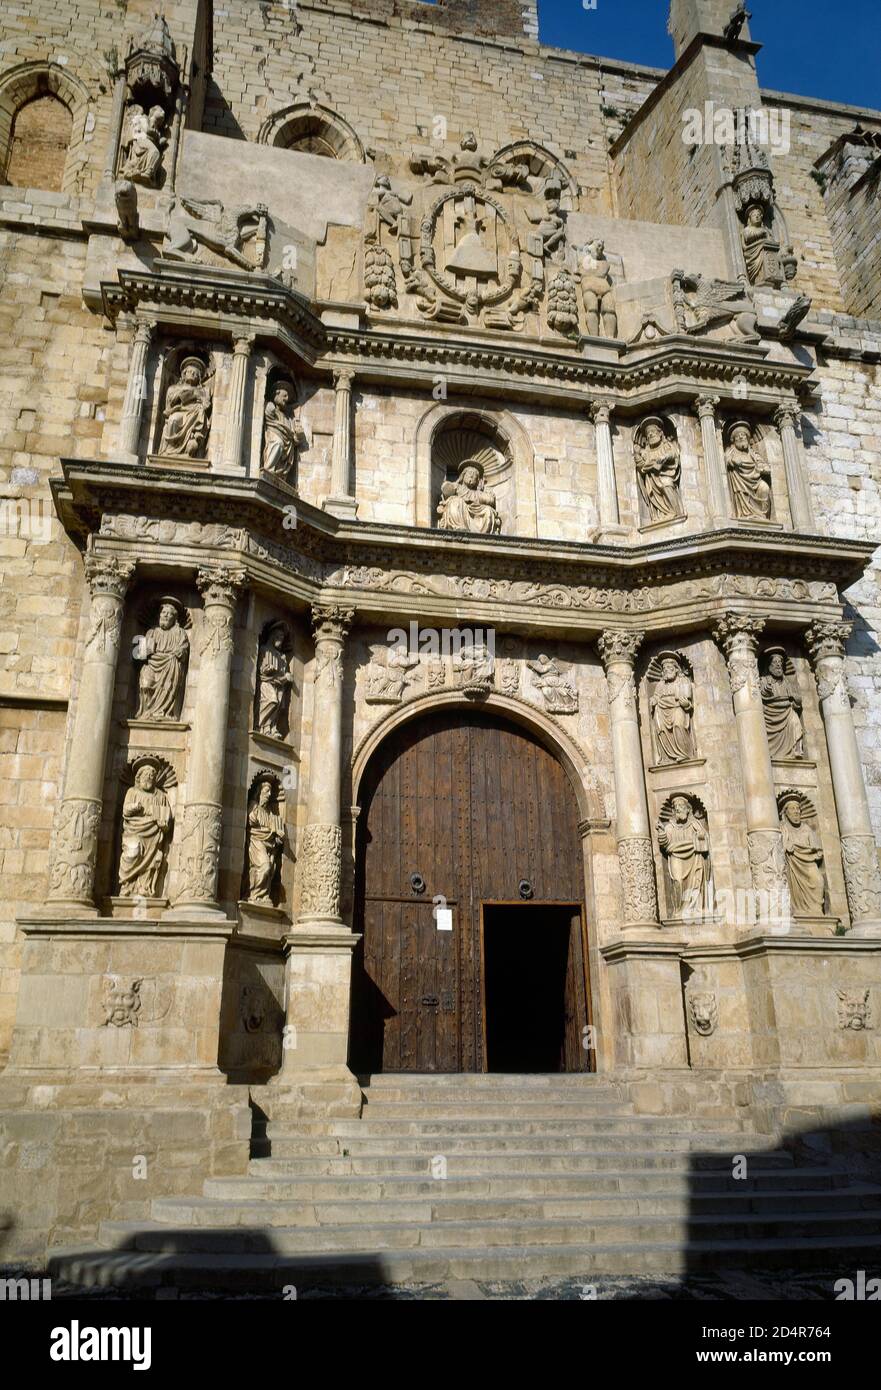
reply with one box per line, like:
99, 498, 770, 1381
50, 1074, 881, 1291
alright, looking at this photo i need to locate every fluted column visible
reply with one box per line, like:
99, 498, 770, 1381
696, 394, 729, 523
220, 334, 254, 473
48, 555, 135, 912
805, 621, 881, 935
713, 614, 790, 920
774, 403, 815, 532
590, 400, 620, 529
296, 603, 354, 928
119, 320, 155, 458
597, 630, 660, 929
173, 566, 247, 916
324, 370, 358, 518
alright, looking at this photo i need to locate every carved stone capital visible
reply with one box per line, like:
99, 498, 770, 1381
713, 612, 765, 662
333, 369, 355, 392
805, 620, 851, 667
299, 822, 343, 919
132, 319, 156, 347
589, 400, 614, 427
196, 566, 248, 610
841, 835, 881, 926
617, 836, 659, 924
312, 604, 355, 645
232, 334, 255, 356
597, 629, 644, 671
773, 403, 799, 434
695, 394, 720, 420
84, 555, 135, 602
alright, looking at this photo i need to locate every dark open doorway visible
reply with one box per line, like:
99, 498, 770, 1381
481, 903, 590, 1073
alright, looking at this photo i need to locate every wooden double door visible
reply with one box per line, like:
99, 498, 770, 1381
350, 709, 592, 1073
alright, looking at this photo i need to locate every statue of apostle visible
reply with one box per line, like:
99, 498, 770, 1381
658, 796, 711, 914
133, 598, 189, 721
725, 421, 773, 521
118, 763, 172, 898
780, 798, 827, 915
650, 652, 695, 763
437, 458, 501, 535
261, 378, 307, 481
246, 778, 284, 904
634, 417, 683, 523
760, 649, 805, 759
256, 622, 295, 738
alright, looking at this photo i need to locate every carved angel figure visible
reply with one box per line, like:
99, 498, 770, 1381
165, 196, 268, 270
780, 799, 827, 916
158, 356, 213, 459
527, 653, 578, 713
261, 379, 306, 480
725, 421, 772, 521
118, 764, 172, 897
119, 103, 167, 186
246, 778, 284, 905
133, 599, 189, 720
365, 643, 419, 703
437, 458, 501, 535
634, 417, 683, 522
672, 269, 758, 340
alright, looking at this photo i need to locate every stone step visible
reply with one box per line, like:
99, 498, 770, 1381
262, 1132, 779, 1156
247, 1149, 797, 1176
152, 1188, 881, 1227
293, 1115, 750, 1135
48, 1232, 881, 1289
96, 1209, 881, 1254
360, 1101, 641, 1117
204, 1167, 850, 1202
360, 1074, 623, 1089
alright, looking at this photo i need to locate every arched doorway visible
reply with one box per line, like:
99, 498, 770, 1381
350, 708, 592, 1074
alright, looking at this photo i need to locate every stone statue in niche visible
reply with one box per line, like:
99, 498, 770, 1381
261, 378, 307, 481
158, 356, 213, 459
724, 420, 773, 521
256, 621, 295, 738
437, 458, 501, 535
119, 103, 167, 186
246, 777, 285, 905
760, 648, 805, 758
648, 651, 696, 764
658, 795, 712, 915
118, 763, 172, 897
133, 597, 190, 721
527, 654, 578, 714
365, 643, 419, 703
579, 240, 618, 338
633, 416, 683, 523
779, 795, 827, 916
741, 202, 781, 286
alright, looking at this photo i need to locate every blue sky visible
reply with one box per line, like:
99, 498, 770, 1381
537, 0, 881, 110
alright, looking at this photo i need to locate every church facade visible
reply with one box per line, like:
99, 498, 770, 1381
1, 0, 881, 1260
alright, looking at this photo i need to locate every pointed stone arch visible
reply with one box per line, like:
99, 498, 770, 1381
0, 60, 93, 193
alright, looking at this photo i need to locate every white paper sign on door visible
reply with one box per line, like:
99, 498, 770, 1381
435, 907, 453, 931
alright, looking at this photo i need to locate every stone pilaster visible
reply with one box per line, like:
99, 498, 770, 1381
696, 394, 729, 523
48, 555, 135, 912
220, 334, 254, 473
597, 630, 660, 929
590, 400, 621, 530
714, 613, 790, 919
805, 621, 881, 936
324, 370, 358, 518
172, 566, 247, 916
119, 320, 154, 459
774, 402, 815, 532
